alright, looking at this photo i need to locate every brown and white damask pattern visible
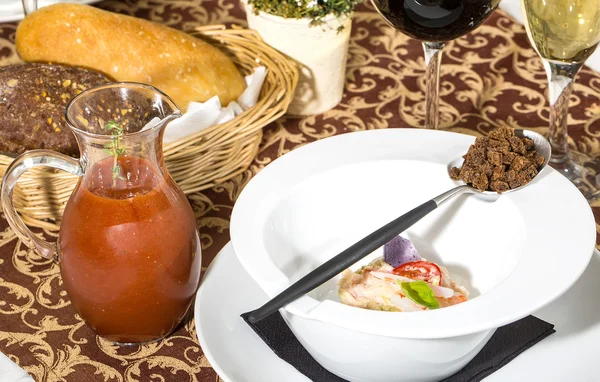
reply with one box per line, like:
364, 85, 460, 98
1, 0, 600, 380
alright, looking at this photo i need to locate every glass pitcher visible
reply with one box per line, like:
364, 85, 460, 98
1, 83, 202, 345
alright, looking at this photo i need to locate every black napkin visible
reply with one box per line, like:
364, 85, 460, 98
241, 312, 555, 382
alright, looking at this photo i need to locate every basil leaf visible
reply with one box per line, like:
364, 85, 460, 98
398, 280, 440, 310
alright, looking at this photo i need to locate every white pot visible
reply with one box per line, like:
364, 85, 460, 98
244, 3, 351, 116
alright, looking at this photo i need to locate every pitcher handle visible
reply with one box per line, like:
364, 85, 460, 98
1, 150, 83, 260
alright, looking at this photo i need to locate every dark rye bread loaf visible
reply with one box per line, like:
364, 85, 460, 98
0, 63, 112, 156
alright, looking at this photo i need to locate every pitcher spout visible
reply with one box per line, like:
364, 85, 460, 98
64, 82, 181, 175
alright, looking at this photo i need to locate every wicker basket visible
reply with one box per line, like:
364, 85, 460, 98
0, 25, 298, 230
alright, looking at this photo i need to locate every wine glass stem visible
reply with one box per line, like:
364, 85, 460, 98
423, 41, 444, 130
543, 60, 583, 165
21, 0, 37, 15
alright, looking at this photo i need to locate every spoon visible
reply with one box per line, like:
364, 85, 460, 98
247, 129, 551, 324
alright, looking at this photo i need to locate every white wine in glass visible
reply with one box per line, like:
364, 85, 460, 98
522, 0, 600, 198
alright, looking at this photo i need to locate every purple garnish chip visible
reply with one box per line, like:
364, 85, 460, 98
383, 236, 421, 268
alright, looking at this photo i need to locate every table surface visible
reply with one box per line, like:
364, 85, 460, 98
2, 1, 600, 381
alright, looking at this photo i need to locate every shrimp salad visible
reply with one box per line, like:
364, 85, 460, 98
338, 236, 468, 312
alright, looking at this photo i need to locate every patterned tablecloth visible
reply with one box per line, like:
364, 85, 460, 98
1, 0, 600, 381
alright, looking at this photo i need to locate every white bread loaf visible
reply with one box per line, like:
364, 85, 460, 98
16, 3, 246, 113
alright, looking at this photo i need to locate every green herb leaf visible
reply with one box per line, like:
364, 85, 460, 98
103, 120, 126, 182
105, 120, 123, 134
247, 0, 360, 31
398, 280, 439, 310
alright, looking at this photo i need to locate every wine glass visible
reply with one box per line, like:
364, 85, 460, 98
521, 0, 600, 198
370, 0, 502, 129
21, 0, 37, 15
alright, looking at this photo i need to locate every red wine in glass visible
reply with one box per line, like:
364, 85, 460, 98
370, 0, 501, 128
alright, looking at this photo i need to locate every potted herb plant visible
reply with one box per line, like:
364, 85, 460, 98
243, 0, 361, 116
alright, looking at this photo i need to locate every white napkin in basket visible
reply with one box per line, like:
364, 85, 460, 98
142, 66, 268, 144
0, 352, 34, 382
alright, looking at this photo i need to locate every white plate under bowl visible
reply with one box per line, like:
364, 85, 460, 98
0, 0, 100, 23
195, 242, 600, 382
230, 128, 596, 339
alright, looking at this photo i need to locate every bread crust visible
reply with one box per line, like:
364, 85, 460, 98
0, 63, 111, 156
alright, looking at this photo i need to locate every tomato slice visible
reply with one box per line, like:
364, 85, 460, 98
392, 261, 443, 286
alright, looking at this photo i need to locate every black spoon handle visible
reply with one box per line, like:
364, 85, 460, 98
247, 198, 439, 324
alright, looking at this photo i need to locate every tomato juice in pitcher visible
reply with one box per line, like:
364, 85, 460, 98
1, 83, 202, 344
